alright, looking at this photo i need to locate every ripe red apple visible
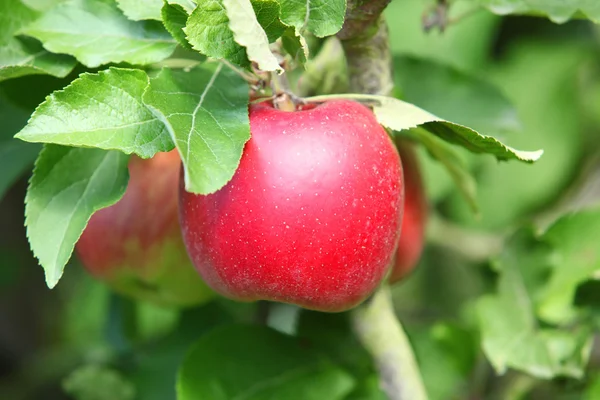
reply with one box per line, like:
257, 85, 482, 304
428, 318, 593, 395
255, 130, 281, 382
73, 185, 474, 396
390, 141, 427, 283
76, 151, 213, 307
179, 100, 404, 312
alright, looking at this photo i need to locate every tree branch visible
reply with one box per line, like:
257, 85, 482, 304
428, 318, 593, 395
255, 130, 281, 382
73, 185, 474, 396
337, 0, 394, 95
351, 286, 428, 400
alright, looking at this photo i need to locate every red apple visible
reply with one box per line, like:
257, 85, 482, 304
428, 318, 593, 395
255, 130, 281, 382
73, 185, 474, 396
179, 100, 404, 312
76, 151, 213, 307
390, 141, 427, 283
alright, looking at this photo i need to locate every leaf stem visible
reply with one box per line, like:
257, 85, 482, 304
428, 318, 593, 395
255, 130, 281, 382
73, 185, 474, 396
351, 286, 428, 400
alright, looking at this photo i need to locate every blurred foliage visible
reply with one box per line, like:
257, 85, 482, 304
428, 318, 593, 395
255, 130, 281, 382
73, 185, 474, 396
2, 0, 600, 399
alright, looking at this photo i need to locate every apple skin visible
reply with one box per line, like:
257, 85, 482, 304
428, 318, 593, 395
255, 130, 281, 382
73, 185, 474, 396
389, 141, 427, 283
76, 151, 213, 307
179, 100, 404, 312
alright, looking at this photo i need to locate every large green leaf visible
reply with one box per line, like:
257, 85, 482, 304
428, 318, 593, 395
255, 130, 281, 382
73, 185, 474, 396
477, 228, 593, 379
184, 0, 286, 67
21, 0, 177, 68
142, 63, 250, 194
0, 0, 76, 82
279, 0, 346, 38
25, 145, 129, 288
477, 0, 600, 23
177, 325, 355, 400
16, 67, 173, 158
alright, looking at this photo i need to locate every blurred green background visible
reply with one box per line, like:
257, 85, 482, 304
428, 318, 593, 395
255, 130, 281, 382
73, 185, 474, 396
2, 0, 600, 399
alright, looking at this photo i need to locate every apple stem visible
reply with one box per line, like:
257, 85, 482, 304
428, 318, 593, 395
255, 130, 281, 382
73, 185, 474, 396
351, 285, 428, 400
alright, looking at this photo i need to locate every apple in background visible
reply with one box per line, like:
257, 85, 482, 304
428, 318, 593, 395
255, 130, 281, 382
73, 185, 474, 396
390, 140, 428, 283
76, 151, 213, 307
179, 100, 404, 312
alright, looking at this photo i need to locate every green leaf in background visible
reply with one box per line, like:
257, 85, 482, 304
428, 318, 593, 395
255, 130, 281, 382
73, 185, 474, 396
25, 145, 129, 288
223, 0, 282, 73
477, 228, 594, 379
177, 324, 355, 400
394, 56, 521, 139
0, 0, 76, 82
538, 208, 600, 324
21, 0, 177, 68
409, 322, 477, 400
477, 0, 600, 24
131, 301, 244, 400
446, 40, 588, 229
161, 2, 192, 50
143, 63, 250, 194
184, 0, 285, 67
15, 68, 173, 158
63, 364, 136, 400
296, 311, 386, 399
279, 0, 346, 38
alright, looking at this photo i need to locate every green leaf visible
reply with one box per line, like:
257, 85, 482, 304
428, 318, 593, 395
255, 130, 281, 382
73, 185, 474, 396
0, 139, 41, 200
21, 0, 177, 68
477, 228, 593, 379
279, 0, 346, 38
25, 145, 129, 288
63, 364, 136, 400
223, 0, 281, 73
372, 96, 542, 163
409, 323, 477, 400
0, 0, 76, 82
15, 68, 173, 158
161, 1, 192, 50
477, 0, 600, 23
142, 63, 250, 194
184, 0, 285, 67
305, 94, 543, 163
177, 324, 355, 400
406, 129, 478, 213
393, 56, 521, 139
538, 208, 600, 324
